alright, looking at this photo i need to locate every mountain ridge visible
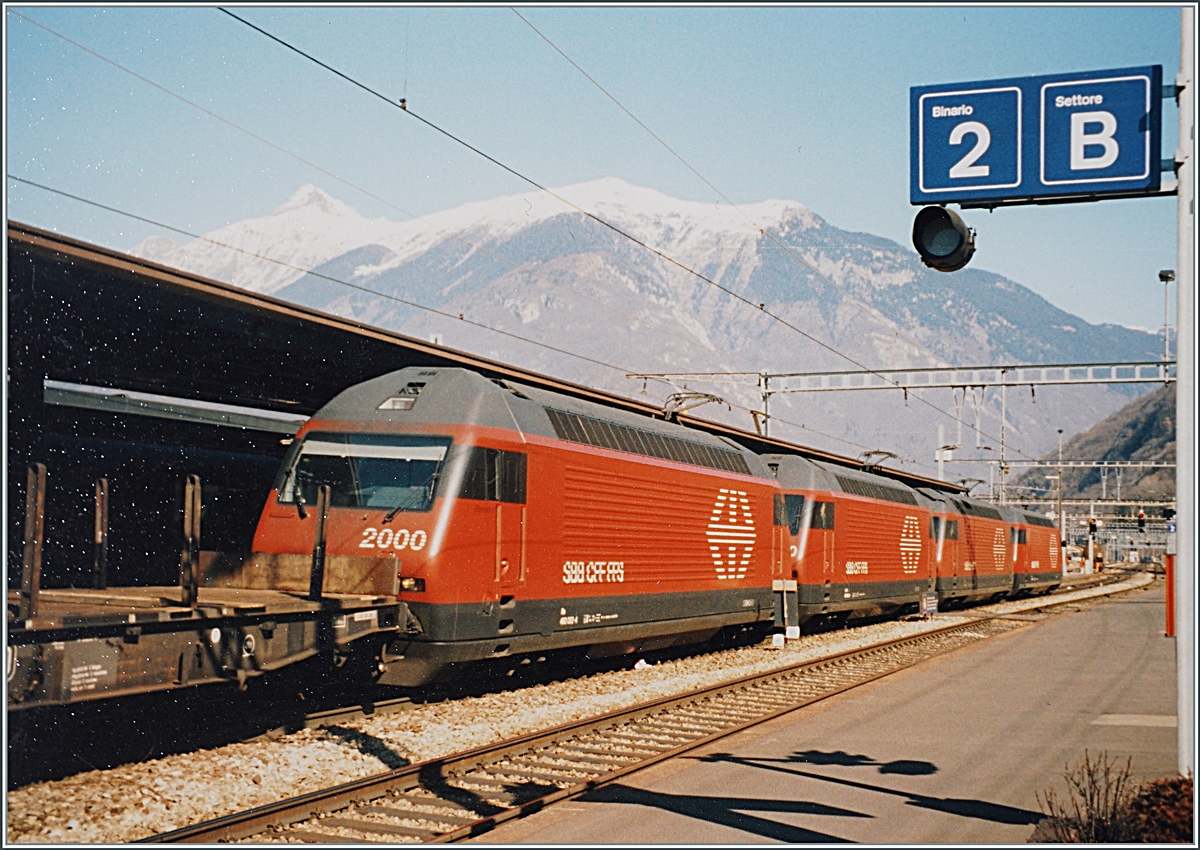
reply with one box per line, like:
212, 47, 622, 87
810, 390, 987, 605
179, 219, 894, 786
130, 179, 1162, 471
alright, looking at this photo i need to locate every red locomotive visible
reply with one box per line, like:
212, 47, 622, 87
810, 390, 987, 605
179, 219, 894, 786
763, 453, 936, 629
233, 366, 1060, 687
761, 456, 1061, 628
239, 367, 784, 686
1008, 508, 1064, 596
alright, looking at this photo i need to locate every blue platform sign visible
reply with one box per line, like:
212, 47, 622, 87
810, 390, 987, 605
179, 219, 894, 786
911, 66, 1162, 205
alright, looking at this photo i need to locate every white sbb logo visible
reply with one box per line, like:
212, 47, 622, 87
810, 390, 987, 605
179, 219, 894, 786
993, 528, 1007, 571
900, 516, 922, 574
706, 488, 756, 580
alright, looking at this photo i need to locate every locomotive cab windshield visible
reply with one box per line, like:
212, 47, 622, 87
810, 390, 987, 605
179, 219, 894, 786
275, 432, 452, 513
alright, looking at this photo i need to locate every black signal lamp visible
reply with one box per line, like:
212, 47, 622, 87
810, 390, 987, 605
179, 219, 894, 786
912, 205, 975, 272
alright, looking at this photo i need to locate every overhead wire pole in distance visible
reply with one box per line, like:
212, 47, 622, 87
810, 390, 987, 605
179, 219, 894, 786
1174, 4, 1194, 778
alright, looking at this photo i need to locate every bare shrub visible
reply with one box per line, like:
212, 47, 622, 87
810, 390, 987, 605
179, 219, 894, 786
1035, 750, 1139, 842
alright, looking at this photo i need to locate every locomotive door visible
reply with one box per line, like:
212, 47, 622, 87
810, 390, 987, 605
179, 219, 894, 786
940, 518, 960, 592
772, 526, 783, 576
466, 446, 525, 591
820, 528, 834, 578
816, 500, 835, 600
960, 517, 980, 594
494, 502, 525, 589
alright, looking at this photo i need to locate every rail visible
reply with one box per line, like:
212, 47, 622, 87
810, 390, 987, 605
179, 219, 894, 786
142, 573, 1145, 844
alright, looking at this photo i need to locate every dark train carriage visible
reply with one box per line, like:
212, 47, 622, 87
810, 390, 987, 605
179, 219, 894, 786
762, 454, 934, 626
217, 367, 783, 686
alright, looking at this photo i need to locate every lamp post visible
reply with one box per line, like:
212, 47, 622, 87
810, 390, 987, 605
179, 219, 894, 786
1160, 269, 1174, 363
1057, 428, 1065, 541
1047, 474, 1063, 562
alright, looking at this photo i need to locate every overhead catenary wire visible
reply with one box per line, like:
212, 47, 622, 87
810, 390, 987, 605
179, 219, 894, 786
218, 5, 902, 372
219, 8, 1034, 463
6, 11, 897, 460
12, 9, 1007, 471
10, 173, 896, 463
512, 8, 1039, 466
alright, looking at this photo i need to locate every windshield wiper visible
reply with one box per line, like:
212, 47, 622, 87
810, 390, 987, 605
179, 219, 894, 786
295, 486, 308, 520
382, 469, 440, 524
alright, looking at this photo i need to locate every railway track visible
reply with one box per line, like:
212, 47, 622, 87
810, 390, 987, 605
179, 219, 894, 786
143, 616, 1026, 844
10, 570, 1131, 796
137, 571, 1144, 845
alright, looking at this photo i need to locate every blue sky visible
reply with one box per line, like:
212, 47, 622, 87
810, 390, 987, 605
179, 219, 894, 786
5, 5, 1185, 333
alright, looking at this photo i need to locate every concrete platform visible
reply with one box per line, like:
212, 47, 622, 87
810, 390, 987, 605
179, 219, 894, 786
472, 581, 1177, 844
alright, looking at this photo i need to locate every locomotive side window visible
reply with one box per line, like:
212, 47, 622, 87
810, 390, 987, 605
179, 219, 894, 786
930, 517, 959, 539
774, 494, 787, 527
1010, 528, 1027, 545
457, 447, 527, 504
277, 432, 451, 513
784, 495, 805, 534
781, 495, 834, 534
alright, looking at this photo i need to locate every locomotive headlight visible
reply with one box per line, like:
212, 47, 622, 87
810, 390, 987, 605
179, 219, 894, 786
912, 205, 975, 272
398, 576, 426, 592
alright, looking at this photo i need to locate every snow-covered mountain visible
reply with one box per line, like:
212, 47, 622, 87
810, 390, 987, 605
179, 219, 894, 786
130, 180, 1162, 479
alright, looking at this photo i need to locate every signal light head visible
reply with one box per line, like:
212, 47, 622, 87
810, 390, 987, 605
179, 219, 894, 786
913, 205, 975, 272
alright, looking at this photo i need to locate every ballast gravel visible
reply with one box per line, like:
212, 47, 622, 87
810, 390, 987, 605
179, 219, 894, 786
5, 573, 1151, 844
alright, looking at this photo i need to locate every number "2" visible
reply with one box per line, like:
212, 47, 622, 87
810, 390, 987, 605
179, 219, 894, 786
948, 120, 991, 179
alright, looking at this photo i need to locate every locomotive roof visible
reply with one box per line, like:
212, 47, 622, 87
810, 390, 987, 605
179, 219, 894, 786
908, 487, 1054, 525
312, 367, 776, 479
763, 453, 925, 508
759, 453, 836, 491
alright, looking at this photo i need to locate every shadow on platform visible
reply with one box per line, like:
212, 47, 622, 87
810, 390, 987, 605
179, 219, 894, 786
693, 750, 1042, 827
579, 783, 865, 843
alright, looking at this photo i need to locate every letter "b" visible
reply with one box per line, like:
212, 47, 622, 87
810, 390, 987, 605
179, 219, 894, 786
1070, 111, 1119, 170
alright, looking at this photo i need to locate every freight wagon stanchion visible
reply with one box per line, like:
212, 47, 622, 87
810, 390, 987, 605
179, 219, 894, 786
308, 485, 331, 601
93, 477, 109, 590
18, 463, 47, 623
180, 474, 201, 608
